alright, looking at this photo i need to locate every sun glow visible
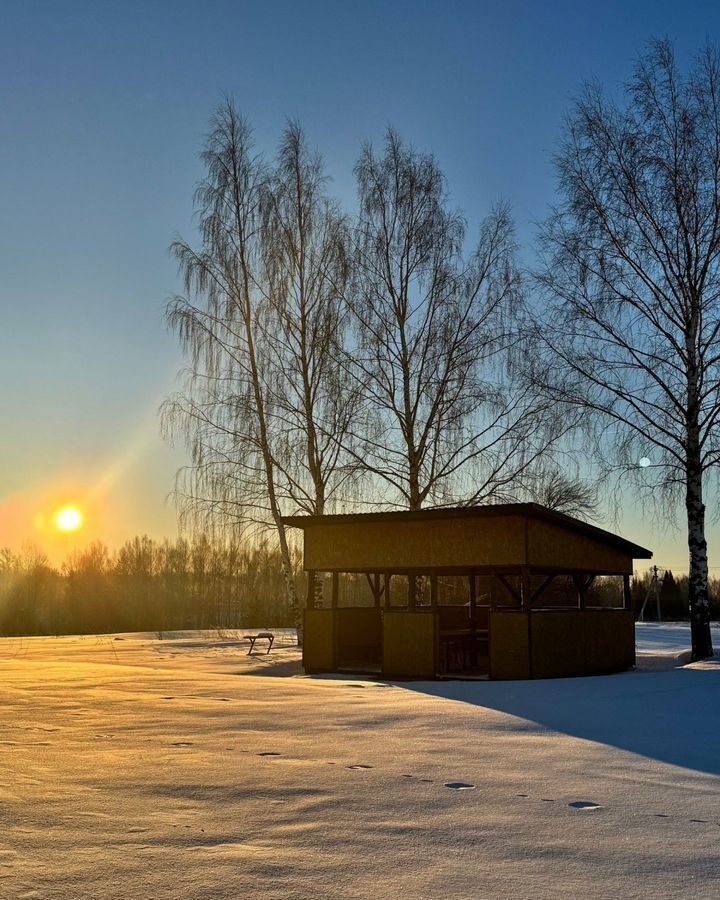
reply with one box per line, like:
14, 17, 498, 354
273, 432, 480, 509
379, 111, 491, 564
54, 505, 83, 532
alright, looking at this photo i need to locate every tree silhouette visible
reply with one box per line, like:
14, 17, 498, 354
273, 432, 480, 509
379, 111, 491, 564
534, 40, 720, 659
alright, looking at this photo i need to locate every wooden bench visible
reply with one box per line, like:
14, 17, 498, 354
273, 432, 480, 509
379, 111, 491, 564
246, 632, 274, 655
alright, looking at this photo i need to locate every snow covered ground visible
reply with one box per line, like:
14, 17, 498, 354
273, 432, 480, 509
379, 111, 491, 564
636, 620, 719, 654
1, 624, 718, 899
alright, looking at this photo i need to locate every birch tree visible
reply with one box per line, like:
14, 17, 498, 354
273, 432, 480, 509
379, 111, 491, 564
163, 106, 357, 623
260, 122, 356, 604
163, 102, 301, 628
260, 121, 355, 518
533, 40, 720, 659
348, 129, 559, 511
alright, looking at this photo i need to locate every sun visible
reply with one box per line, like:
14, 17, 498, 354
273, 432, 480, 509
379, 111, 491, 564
54, 505, 83, 532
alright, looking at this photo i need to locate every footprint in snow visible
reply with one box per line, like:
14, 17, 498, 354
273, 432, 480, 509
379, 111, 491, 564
568, 801, 602, 810
444, 782, 475, 791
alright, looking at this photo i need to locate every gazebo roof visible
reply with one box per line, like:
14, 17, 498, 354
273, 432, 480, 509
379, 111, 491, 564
283, 503, 652, 560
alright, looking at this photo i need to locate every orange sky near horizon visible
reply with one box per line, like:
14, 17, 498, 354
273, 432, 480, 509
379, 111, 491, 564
0, 424, 182, 565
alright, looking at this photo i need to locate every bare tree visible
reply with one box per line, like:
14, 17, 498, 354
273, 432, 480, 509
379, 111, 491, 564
529, 471, 599, 520
260, 121, 356, 517
259, 121, 357, 603
163, 107, 360, 621
533, 40, 720, 659
162, 102, 301, 630
347, 129, 560, 511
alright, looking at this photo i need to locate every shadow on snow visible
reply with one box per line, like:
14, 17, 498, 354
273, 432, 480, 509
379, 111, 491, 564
400, 662, 720, 776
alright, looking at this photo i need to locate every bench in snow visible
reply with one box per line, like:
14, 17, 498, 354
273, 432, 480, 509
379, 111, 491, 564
246, 632, 274, 655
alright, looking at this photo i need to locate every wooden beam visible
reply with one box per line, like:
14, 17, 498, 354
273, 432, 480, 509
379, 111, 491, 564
530, 574, 555, 606
331, 572, 339, 609
290, 565, 633, 577
497, 574, 522, 605
306, 571, 315, 610
365, 572, 381, 606
366, 572, 384, 607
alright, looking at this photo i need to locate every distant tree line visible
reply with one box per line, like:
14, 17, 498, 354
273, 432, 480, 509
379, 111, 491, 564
0, 537, 300, 637
1, 539, 716, 637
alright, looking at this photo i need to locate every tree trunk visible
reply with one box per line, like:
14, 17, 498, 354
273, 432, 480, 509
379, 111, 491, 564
242, 288, 301, 645
686, 457, 713, 660
407, 472, 425, 604
275, 516, 302, 643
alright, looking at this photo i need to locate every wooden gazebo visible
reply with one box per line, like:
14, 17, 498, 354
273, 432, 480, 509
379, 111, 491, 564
283, 504, 652, 679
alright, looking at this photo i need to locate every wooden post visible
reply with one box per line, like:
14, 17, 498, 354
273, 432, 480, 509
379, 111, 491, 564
307, 571, 315, 610
623, 574, 632, 610
574, 574, 586, 610
374, 573, 381, 608
408, 572, 417, 609
331, 572, 339, 609
520, 566, 531, 611
430, 572, 438, 610
468, 573, 477, 668
384, 573, 391, 609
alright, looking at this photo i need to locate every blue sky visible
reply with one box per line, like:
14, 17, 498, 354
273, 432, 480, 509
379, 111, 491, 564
2, 0, 720, 566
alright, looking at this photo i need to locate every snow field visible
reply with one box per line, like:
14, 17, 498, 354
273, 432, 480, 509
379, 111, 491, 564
0, 625, 718, 899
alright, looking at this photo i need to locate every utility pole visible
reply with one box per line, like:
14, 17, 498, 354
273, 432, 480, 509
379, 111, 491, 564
639, 565, 661, 622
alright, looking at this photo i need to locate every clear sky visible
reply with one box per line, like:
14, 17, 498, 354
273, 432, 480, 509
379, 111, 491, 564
2, 0, 720, 567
